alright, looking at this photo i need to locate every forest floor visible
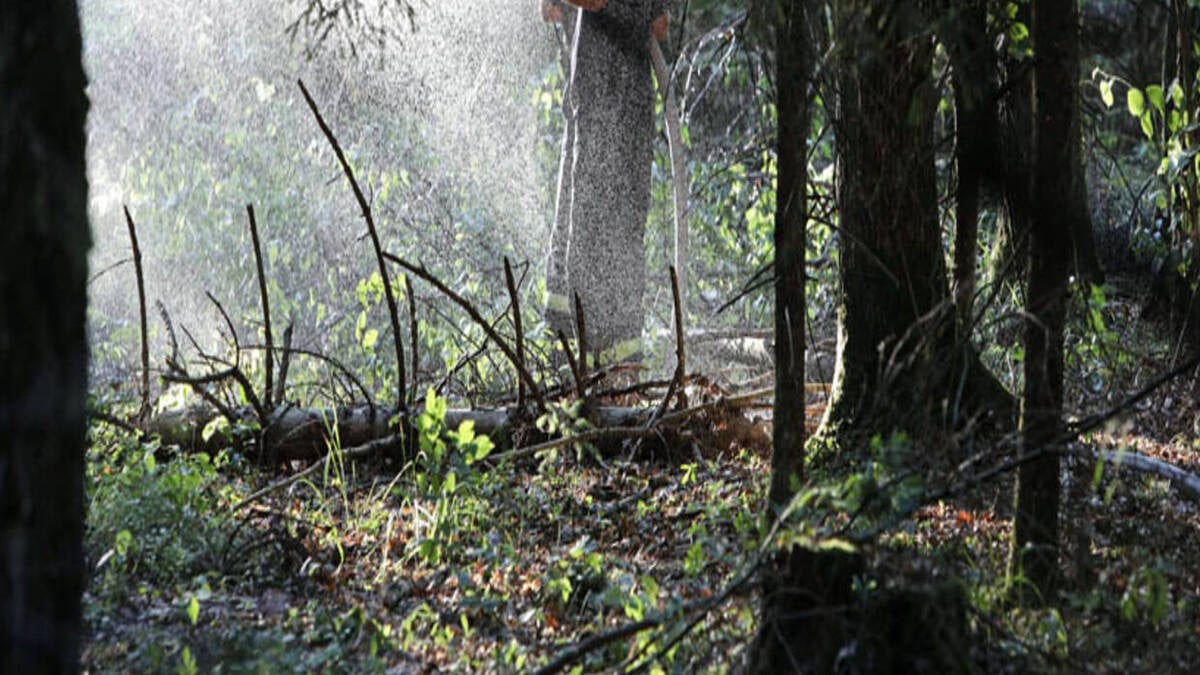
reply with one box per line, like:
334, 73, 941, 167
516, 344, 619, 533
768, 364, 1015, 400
81, 290, 1200, 673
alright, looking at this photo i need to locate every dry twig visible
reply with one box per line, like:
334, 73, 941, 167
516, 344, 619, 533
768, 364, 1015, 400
276, 323, 294, 406
504, 257, 526, 411
405, 274, 419, 409
123, 206, 151, 421
246, 204, 275, 409
383, 251, 546, 412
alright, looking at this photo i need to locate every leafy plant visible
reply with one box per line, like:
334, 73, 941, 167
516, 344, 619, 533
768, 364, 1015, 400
87, 435, 234, 587
403, 388, 496, 565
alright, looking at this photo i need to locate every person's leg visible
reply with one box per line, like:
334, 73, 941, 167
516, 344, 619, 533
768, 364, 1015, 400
598, 53, 653, 365
567, 98, 649, 364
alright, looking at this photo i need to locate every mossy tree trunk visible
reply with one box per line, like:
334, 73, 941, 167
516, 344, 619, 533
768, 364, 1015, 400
1009, 0, 1078, 601
0, 1, 91, 671
766, 0, 811, 510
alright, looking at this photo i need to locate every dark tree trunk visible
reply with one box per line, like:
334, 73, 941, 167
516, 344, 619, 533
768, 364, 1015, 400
990, 0, 1101, 290
987, 1, 1035, 289
749, 545, 971, 673
0, 1, 91, 671
751, 2, 821, 668
1010, 0, 1077, 602
767, 0, 810, 510
945, 0, 999, 330
749, 547, 863, 673
819, 0, 956, 439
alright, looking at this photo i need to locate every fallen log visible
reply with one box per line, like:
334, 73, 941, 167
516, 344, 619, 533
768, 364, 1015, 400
146, 403, 655, 462
143, 386, 777, 463
1098, 450, 1200, 503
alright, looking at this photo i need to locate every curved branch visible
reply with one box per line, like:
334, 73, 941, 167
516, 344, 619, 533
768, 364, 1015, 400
298, 78, 407, 413
1099, 450, 1200, 502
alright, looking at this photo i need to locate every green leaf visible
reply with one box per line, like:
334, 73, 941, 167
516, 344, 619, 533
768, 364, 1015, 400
454, 420, 476, 445
114, 529, 133, 557
425, 387, 447, 420
178, 646, 197, 675
1007, 21, 1029, 43
1170, 79, 1185, 108
1141, 111, 1155, 140
186, 596, 200, 625
361, 328, 379, 349
1099, 79, 1114, 108
355, 310, 367, 340
817, 538, 858, 554
1147, 84, 1165, 114
201, 416, 229, 443
471, 436, 494, 463
355, 278, 369, 306
640, 575, 660, 603
1127, 87, 1145, 117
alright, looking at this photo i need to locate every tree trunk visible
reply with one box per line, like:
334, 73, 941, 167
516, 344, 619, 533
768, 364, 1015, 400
0, 1, 91, 671
819, 0, 954, 439
945, 0, 999, 330
749, 547, 863, 673
767, 0, 810, 510
545, 1, 667, 362
990, 0, 1101, 290
1010, 0, 1077, 602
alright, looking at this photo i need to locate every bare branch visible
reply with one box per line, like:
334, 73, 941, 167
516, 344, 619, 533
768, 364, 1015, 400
123, 206, 151, 421
383, 251, 546, 413
298, 78, 407, 413
246, 204, 275, 410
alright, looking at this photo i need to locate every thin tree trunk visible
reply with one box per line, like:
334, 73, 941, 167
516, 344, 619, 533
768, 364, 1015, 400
767, 0, 810, 510
0, 1, 91, 670
1010, 0, 1076, 601
946, 0, 996, 330
991, 0, 1101, 289
991, 0, 1034, 289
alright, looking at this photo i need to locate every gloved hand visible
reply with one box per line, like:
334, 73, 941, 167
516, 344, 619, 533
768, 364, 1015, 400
563, 0, 607, 10
541, 0, 564, 23
651, 11, 668, 41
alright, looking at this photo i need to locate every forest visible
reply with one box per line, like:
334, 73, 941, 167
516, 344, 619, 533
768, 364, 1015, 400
5, 0, 1200, 672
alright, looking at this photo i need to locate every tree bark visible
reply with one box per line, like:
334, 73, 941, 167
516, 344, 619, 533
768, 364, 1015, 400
1010, 0, 1077, 602
544, 1, 667, 361
767, 0, 810, 509
944, 0, 999, 330
0, 1, 91, 671
990, 0, 1101, 290
819, 0, 957, 439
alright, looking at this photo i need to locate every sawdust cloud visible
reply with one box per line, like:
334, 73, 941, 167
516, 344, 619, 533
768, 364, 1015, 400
81, 0, 560, 385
